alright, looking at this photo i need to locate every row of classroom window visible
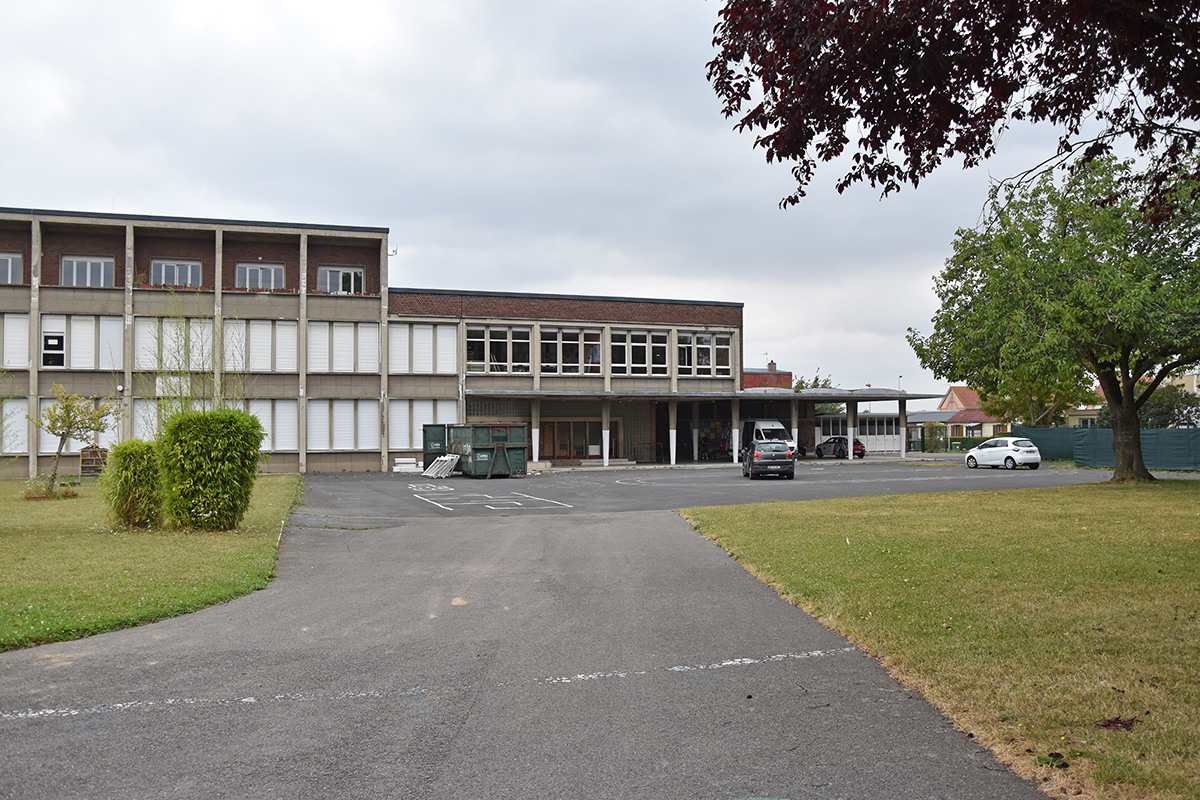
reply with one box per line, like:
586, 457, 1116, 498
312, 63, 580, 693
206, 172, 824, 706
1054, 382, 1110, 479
0, 397, 458, 455
0, 253, 365, 294
1, 315, 735, 377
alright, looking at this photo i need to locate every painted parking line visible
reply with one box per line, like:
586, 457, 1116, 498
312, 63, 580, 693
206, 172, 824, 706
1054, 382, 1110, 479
413, 487, 573, 512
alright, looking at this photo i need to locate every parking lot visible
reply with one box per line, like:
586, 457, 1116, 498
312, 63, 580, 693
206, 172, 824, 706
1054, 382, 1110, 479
294, 459, 1112, 523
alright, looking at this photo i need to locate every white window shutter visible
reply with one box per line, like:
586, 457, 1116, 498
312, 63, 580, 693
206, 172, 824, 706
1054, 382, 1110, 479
332, 323, 355, 372
248, 321, 272, 371
435, 399, 458, 424
356, 399, 379, 450
69, 316, 95, 369
413, 325, 434, 374
357, 323, 379, 373
412, 399, 435, 445
332, 399, 355, 449
436, 325, 457, 374
133, 399, 158, 440
189, 318, 213, 371
161, 318, 186, 370
308, 322, 330, 372
307, 399, 330, 451
223, 319, 247, 372
134, 318, 158, 370
3, 314, 30, 369
1, 398, 28, 454
388, 400, 410, 450
98, 316, 123, 370
274, 400, 298, 450
275, 321, 297, 372
249, 399, 272, 451
389, 324, 410, 373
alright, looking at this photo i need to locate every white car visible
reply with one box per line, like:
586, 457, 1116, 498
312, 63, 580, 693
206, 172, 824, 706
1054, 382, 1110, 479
965, 437, 1041, 470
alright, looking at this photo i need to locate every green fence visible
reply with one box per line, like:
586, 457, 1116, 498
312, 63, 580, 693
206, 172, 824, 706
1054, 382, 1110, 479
1014, 426, 1200, 470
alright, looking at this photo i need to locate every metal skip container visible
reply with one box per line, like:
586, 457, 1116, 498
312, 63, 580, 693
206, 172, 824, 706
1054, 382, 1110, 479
447, 424, 529, 478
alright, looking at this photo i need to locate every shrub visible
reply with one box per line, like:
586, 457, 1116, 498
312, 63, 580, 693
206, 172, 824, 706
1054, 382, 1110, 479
159, 410, 265, 531
100, 438, 163, 528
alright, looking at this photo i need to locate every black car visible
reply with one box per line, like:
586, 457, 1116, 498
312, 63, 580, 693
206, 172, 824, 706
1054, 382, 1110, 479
742, 441, 795, 479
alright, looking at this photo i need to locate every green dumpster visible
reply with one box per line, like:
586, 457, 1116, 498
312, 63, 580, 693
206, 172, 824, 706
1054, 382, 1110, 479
422, 424, 449, 469
447, 424, 529, 478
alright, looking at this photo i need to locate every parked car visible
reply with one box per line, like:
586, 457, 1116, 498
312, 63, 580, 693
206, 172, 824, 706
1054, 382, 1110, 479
742, 441, 796, 479
965, 437, 1041, 470
814, 436, 866, 458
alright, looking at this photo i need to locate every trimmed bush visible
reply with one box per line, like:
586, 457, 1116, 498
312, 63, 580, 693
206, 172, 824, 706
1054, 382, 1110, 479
159, 410, 265, 531
100, 439, 163, 528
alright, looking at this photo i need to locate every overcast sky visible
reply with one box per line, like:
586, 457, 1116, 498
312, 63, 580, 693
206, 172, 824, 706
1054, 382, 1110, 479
1, 1, 1064, 409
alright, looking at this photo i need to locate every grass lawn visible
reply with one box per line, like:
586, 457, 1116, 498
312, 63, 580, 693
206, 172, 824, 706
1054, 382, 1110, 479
682, 481, 1200, 800
0, 474, 301, 652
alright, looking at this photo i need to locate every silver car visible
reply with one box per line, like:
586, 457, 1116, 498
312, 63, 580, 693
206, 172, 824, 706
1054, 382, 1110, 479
965, 437, 1041, 470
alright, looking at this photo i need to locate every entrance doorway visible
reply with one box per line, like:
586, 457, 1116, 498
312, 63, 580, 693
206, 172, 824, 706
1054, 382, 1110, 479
540, 420, 620, 460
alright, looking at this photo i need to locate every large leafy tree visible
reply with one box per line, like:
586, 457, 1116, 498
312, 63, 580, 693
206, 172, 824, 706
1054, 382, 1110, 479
976, 377, 1097, 428
1096, 382, 1200, 429
707, 1, 1200, 206
907, 157, 1200, 482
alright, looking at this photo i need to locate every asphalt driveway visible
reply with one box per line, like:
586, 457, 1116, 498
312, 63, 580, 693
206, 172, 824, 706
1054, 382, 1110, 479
0, 466, 1061, 799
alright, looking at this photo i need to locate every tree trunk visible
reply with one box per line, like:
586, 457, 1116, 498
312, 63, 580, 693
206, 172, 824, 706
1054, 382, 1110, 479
48, 434, 67, 492
1109, 394, 1155, 483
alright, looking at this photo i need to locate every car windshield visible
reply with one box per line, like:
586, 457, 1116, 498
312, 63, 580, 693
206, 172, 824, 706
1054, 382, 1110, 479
1013, 439, 1035, 448
761, 430, 787, 440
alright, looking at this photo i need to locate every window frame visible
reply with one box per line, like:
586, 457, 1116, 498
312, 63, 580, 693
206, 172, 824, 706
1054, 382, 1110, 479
0, 252, 21, 285
61, 255, 116, 288
316, 265, 364, 295
150, 258, 203, 288
235, 262, 286, 291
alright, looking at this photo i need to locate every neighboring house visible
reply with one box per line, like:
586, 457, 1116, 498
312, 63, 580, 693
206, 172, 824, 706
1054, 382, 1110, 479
742, 359, 793, 389
937, 387, 1008, 437
1065, 386, 1106, 428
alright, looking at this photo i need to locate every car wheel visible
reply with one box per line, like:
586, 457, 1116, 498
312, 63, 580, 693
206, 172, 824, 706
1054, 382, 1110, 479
786, 470, 795, 480
1029, 463, 1040, 470
1004, 456, 1016, 470
815, 450, 824, 458
966, 456, 978, 469
742, 463, 749, 478
836, 447, 846, 459
855, 451, 864, 459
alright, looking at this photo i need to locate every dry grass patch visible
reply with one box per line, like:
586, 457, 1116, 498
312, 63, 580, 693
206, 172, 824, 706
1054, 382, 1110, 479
682, 481, 1200, 800
0, 474, 301, 651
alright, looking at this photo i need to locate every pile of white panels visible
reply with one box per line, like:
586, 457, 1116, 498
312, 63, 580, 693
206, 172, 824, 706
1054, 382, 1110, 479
422, 454, 459, 478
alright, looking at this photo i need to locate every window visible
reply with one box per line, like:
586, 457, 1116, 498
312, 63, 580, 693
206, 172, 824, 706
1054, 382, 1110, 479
61, 256, 115, 288
541, 328, 600, 375
3, 313, 30, 369
307, 321, 378, 373
133, 316, 216, 372
0, 253, 21, 284
389, 323, 457, 375
42, 333, 65, 368
316, 265, 364, 294
467, 327, 531, 374
611, 329, 668, 376
307, 399, 380, 451
236, 262, 285, 290
388, 398, 458, 450
150, 259, 202, 288
678, 330, 733, 377
1, 398, 28, 454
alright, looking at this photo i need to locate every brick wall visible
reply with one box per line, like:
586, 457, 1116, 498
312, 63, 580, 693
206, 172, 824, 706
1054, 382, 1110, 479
0, 226, 31, 283
389, 290, 743, 328
40, 230, 127, 286
134, 233, 216, 286
222, 239, 301, 292
307, 241, 382, 294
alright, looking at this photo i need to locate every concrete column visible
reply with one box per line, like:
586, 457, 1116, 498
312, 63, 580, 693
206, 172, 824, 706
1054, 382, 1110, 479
122, 224, 135, 440
899, 398, 908, 459
27, 220, 41, 478
731, 398, 740, 463
847, 401, 858, 460
532, 398, 541, 463
668, 398, 677, 466
790, 398, 799, 453
297, 232, 308, 474
691, 401, 700, 462
601, 398, 611, 466
379, 234, 389, 472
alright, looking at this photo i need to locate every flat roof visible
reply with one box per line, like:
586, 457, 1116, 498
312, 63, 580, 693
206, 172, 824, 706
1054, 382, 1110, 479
0, 206, 389, 235
391, 286, 743, 308
467, 388, 941, 403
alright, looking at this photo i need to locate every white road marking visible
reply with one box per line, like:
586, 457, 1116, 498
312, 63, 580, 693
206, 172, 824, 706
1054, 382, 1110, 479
2, 647, 859, 723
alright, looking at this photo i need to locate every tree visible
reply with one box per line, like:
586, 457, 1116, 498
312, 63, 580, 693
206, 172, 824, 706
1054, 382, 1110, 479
1096, 383, 1200, 428
907, 157, 1200, 482
793, 368, 844, 414
707, 1, 1200, 206
977, 377, 1097, 428
30, 383, 120, 490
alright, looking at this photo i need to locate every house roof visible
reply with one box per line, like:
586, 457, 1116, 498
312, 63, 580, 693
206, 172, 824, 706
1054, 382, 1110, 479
940, 386, 981, 411
947, 408, 997, 424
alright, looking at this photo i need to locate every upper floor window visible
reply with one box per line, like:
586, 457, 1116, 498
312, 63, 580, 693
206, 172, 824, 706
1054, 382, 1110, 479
612, 329, 669, 376
678, 331, 732, 377
316, 265, 364, 294
466, 327, 530, 373
150, 259, 202, 288
541, 328, 600, 375
0, 253, 21, 284
236, 262, 285, 290
61, 256, 115, 288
